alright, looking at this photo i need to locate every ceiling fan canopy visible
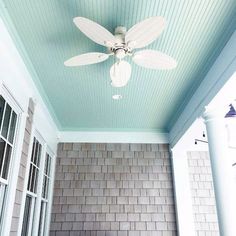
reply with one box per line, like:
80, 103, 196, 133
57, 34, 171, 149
64, 16, 177, 87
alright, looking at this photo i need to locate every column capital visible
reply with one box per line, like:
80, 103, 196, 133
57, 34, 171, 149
202, 105, 226, 122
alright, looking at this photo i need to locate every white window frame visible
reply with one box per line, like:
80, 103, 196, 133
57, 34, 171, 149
20, 131, 45, 236
43, 148, 56, 236
18, 129, 56, 236
0, 83, 28, 236
17, 122, 35, 236
38, 148, 54, 236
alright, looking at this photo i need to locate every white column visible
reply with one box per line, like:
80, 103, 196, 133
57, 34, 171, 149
203, 107, 236, 236
171, 148, 196, 236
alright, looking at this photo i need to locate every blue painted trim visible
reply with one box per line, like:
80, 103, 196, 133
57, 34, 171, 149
169, 30, 236, 148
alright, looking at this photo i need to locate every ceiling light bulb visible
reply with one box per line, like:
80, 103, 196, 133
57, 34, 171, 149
112, 94, 122, 100
110, 60, 131, 87
115, 49, 126, 59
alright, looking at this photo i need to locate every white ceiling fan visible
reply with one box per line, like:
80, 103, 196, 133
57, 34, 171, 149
64, 16, 177, 87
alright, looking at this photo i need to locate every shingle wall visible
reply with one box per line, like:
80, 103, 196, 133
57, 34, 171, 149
187, 151, 219, 236
50, 143, 177, 236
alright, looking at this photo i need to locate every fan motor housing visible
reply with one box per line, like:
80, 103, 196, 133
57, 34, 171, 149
109, 26, 131, 59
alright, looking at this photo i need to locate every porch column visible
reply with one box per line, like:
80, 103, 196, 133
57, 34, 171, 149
203, 107, 236, 236
171, 148, 196, 236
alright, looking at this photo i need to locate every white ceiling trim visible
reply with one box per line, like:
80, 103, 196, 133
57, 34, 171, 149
59, 131, 169, 144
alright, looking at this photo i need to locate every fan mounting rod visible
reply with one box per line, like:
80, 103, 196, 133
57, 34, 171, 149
114, 26, 127, 35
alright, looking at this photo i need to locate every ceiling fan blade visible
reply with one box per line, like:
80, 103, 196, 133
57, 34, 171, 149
133, 50, 177, 69
125, 16, 166, 49
73, 17, 116, 47
64, 52, 109, 67
110, 60, 132, 87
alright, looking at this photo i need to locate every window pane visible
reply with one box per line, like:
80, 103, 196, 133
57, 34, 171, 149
45, 154, 51, 176
0, 97, 5, 129
31, 166, 36, 193
2, 145, 12, 180
27, 165, 33, 192
33, 140, 38, 165
45, 178, 49, 199
36, 143, 41, 167
1, 104, 11, 139
42, 177, 45, 198
33, 168, 39, 193
28, 138, 42, 194
29, 166, 39, 194
44, 154, 48, 175
0, 183, 6, 228
48, 156, 51, 176
42, 177, 47, 199
38, 201, 46, 236
21, 195, 32, 236
30, 138, 36, 162
0, 139, 6, 176
8, 111, 17, 144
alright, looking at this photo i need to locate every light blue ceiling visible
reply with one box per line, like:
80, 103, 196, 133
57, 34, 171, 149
1, 0, 236, 131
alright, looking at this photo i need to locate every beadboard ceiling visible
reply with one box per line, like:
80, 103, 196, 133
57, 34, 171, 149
1, 0, 236, 131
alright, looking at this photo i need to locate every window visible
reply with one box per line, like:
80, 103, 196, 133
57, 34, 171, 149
21, 138, 42, 236
38, 153, 52, 236
0, 95, 17, 229
42, 153, 51, 200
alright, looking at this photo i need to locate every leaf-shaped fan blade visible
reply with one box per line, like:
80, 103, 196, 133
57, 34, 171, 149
133, 50, 177, 69
64, 53, 109, 67
110, 61, 132, 87
73, 17, 116, 47
125, 16, 166, 49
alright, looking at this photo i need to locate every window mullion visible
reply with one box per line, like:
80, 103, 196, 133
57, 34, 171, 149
0, 135, 12, 147
0, 177, 7, 185
6, 110, 12, 142
26, 190, 37, 199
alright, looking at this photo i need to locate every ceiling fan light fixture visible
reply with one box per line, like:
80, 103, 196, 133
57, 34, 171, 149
65, 16, 177, 89
112, 94, 122, 100
110, 61, 131, 87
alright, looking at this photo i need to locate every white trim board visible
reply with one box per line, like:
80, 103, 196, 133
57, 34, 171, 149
59, 131, 169, 144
